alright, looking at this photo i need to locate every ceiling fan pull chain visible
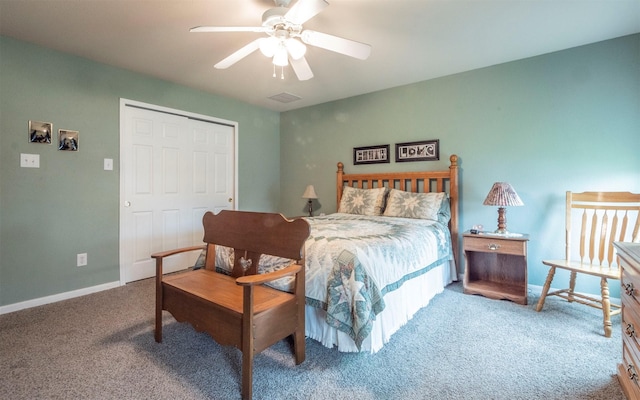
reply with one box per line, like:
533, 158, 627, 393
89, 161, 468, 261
281, 66, 285, 80
273, 64, 276, 78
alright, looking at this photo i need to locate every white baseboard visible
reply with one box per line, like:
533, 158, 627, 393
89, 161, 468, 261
0, 281, 121, 315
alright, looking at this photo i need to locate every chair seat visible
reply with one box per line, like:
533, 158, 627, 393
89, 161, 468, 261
542, 259, 620, 280
163, 269, 295, 316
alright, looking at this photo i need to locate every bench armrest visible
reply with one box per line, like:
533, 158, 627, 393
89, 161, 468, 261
235, 263, 302, 286
151, 245, 205, 260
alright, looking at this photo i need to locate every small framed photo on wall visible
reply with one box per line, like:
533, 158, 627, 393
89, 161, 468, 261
28, 120, 53, 144
58, 129, 79, 151
395, 139, 439, 162
353, 144, 390, 165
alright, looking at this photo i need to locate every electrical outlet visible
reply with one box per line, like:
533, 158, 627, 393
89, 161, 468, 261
104, 158, 113, 171
77, 253, 87, 267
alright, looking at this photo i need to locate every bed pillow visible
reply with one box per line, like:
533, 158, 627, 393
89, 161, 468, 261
338, 186, 388, 216
383, 189, 447, 222
436, 193, 451, 225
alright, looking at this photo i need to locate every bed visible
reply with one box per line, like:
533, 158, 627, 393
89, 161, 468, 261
308, 155, 459, 353
207, 154, 459, 353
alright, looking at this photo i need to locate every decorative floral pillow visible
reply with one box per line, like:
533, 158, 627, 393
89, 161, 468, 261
338, 186, 388, 216
383, 189, 447, 222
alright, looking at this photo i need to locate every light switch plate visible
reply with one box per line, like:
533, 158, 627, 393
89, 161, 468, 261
77, 253, 87, 267
20, 153, 40, 168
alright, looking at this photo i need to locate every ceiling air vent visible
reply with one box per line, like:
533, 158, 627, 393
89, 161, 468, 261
268, 92, 301, 103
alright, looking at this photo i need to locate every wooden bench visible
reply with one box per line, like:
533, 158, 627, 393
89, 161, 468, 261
151, 210, 310, 400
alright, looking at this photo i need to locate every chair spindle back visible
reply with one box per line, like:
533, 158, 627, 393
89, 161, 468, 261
566, 191, 640, 268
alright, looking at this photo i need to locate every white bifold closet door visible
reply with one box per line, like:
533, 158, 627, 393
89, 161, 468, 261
120, 102, 235, 283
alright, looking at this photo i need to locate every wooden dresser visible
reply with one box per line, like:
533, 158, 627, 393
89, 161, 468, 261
615, 242, 640, 399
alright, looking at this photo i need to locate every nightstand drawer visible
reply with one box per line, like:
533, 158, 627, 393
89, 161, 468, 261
464, 236, 526, 256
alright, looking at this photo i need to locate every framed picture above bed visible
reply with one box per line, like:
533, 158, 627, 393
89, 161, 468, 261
353, 144, 390, 165
395, 139, 439, 162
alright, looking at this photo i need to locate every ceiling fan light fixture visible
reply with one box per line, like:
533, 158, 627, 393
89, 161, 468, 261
285, 38, 306, 60
259, 37, 278, 57
273, 46, 289, 66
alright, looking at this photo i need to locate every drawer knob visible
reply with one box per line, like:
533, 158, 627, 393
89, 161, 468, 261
488, 243, 500, 251
627, 364, 638, 382
626, 323, 636, 338
625, 283, 635, 298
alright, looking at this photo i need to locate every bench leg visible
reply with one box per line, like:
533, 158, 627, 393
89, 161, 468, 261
294, 328, 305, 365
155, 309, 162, 343
155, 284, 163, 343
155, 259, 163, 343
242, 350, 253, 400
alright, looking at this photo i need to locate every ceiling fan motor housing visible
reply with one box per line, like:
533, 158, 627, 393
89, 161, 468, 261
273, 0, 293, 7
262, 7, 288, 27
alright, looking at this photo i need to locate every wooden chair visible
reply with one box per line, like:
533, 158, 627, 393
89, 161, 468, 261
536, 191, 640, 337
151, 210, 310, 400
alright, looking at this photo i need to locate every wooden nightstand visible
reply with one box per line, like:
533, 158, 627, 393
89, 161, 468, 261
463, 231, 529, 305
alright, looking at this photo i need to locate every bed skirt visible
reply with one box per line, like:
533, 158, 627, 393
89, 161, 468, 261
305, 259, 456, 353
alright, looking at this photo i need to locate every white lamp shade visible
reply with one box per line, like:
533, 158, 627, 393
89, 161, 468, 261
302, 185, 318, 199
273, 45, 289, 66
285, 38, 306, 60
258, 37, 278, 57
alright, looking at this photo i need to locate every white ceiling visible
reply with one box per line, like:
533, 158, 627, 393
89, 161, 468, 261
1, 0, 638, 112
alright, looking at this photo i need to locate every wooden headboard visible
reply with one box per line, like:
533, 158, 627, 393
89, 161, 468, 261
336, 154, 459, 269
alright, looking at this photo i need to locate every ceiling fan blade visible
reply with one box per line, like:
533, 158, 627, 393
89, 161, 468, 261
290, 56, 314, 81
301, 30, 371, 60
214, 39, 262, 69
190, 26, 270, 33
285, 0, 329, 25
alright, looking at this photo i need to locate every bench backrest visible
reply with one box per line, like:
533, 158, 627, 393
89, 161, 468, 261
201, 210, 310, 277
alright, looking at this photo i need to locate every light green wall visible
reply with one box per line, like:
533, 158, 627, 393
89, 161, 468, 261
0, 36, 281, 306
2, 34, 638, 308
280, 34, 640, 298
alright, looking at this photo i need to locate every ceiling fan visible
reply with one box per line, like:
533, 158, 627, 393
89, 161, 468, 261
190, 0, 372, 81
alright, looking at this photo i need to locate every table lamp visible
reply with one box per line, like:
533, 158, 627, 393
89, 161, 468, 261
483, 182, 524, 235
302, 185, 318, 217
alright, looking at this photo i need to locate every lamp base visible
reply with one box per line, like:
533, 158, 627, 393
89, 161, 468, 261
492, 207, 522, 236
